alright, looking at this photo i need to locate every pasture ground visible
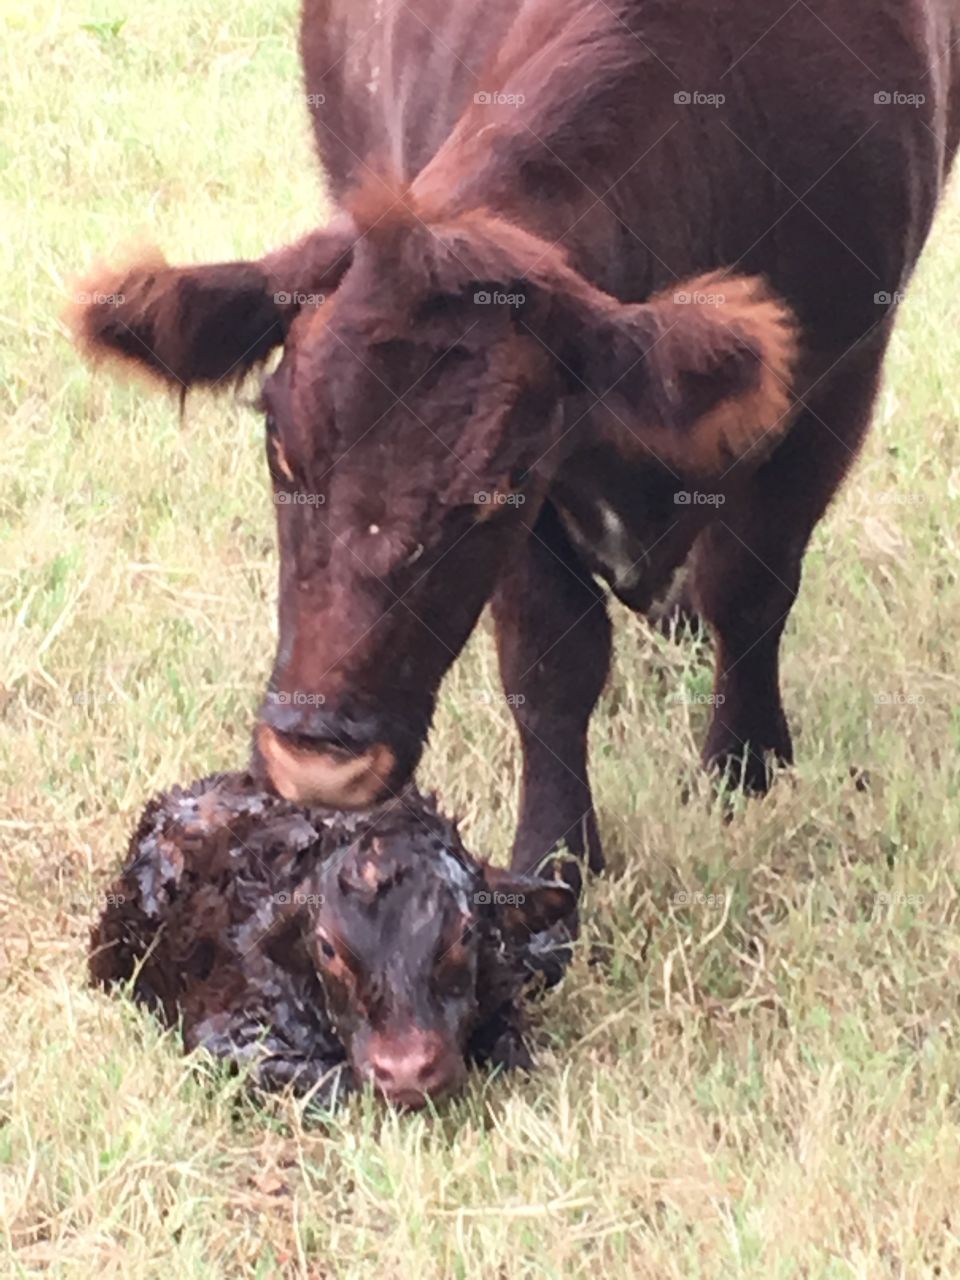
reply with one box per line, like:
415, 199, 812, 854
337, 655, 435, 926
2, 3, 959, 1276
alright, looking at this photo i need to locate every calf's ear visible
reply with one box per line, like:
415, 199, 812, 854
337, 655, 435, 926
482, 863, 576, 940
68, 223, 356, 390
261, 879, 317, 976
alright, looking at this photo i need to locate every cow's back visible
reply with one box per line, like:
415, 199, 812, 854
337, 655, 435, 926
300, 0, 520, 199
688, 0, 960, 351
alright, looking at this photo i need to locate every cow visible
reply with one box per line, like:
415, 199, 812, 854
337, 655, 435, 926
72, 0, 960, 878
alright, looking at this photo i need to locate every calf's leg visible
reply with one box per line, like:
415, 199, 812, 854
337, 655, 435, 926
691, 345, 885, 791
492, 503, 611, 876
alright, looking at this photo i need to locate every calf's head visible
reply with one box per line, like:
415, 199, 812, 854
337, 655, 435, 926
290, 816, 573, 1108
73, 195, 797, 808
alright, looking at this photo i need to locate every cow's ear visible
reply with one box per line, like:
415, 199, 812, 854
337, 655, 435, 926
69, 252, 286, 389
481, 863, 576, 940
556, 273, 799, 472
68, 224, 355, 390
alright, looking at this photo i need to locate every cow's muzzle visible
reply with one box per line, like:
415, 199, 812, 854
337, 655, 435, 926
254, 696, 423, 809
256, 722, 397, 809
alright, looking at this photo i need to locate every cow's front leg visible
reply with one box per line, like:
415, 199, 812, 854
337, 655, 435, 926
491, 503, 611, 876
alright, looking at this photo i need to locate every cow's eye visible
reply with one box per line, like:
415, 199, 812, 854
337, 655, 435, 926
315, 932, 336, 961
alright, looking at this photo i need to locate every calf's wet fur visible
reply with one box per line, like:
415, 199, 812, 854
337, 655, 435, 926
89, 772, 575, 1109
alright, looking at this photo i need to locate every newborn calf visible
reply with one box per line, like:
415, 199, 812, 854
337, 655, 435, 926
90, 773, 574, 1109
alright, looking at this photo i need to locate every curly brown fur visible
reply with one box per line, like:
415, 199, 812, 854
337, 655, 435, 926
90, 772, 574, 1108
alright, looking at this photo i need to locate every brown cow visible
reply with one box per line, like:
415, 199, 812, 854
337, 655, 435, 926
73, 1, 960, 875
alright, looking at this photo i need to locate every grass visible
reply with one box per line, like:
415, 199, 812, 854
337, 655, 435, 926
2, 2, 960, 1275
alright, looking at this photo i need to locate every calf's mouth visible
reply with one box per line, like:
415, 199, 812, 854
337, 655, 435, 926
357, 1028, 469, 1110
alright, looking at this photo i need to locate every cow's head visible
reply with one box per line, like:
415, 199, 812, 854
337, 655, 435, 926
72, 192, 797, 808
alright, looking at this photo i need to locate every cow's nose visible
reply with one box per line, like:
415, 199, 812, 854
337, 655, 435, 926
256, 722, 396, 809
367, 1033, 462, 1108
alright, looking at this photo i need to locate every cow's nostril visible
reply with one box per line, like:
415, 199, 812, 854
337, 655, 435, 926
273, 731, 356, 762
259, 696, 380, 755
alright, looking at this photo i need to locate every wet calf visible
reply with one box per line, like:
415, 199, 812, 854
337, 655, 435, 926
90, 773, 574, 1109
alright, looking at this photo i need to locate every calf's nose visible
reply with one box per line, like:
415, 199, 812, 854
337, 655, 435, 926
367, 1032, 462, 1108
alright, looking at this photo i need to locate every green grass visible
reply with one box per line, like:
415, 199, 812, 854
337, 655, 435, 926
2, 2, 960, 1276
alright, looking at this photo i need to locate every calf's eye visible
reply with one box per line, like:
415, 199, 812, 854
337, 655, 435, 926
316, 932, 336, 961
434, 963, 471, 998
